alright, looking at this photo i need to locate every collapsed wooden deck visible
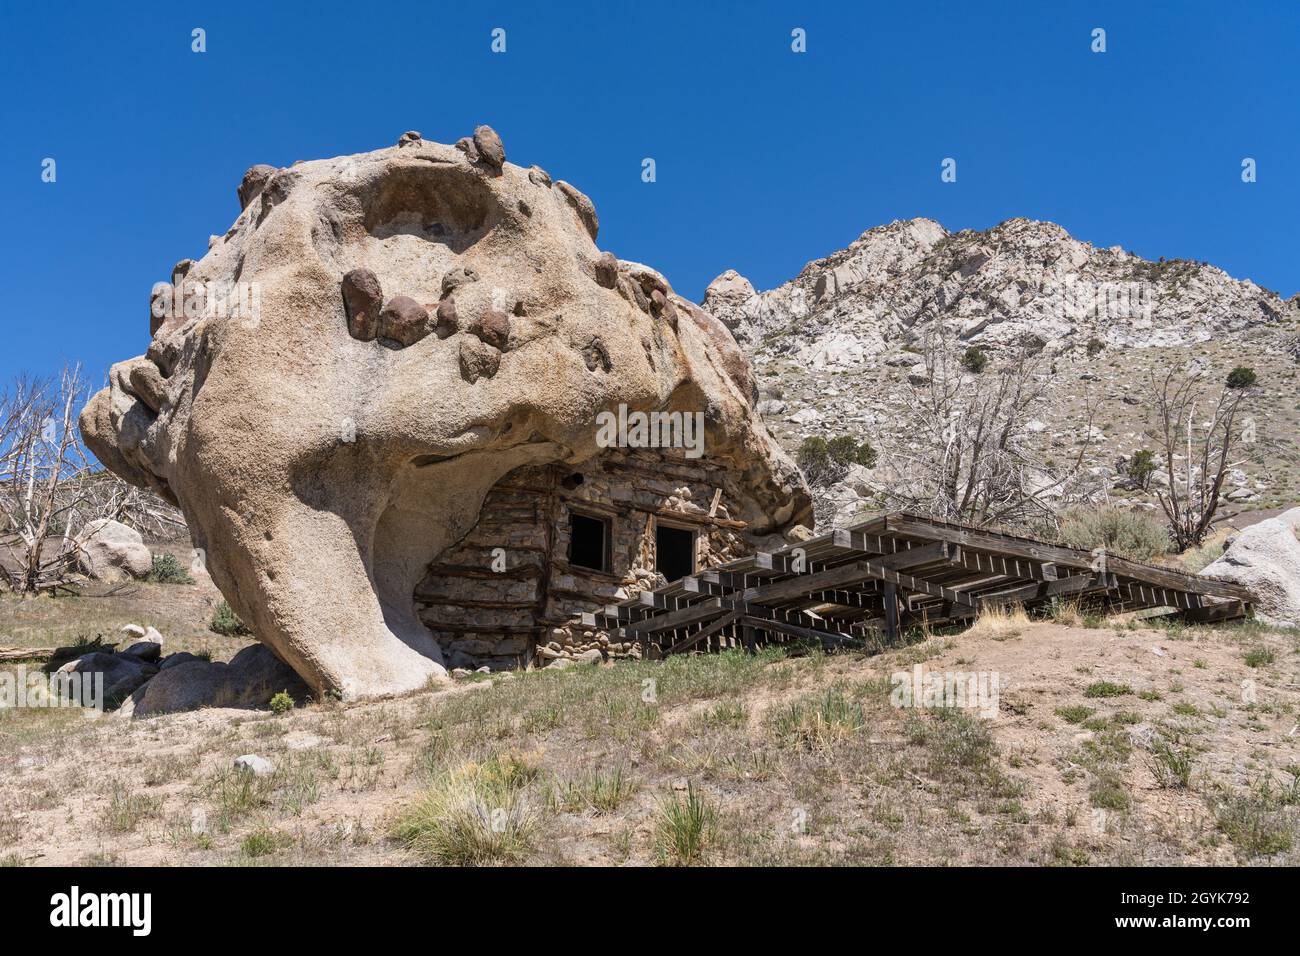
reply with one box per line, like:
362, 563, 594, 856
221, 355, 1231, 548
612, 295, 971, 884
581, 512, 1254, 657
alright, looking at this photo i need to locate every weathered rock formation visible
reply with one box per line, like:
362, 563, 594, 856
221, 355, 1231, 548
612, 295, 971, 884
707, 217, 1300, 526
81, 128, 809, 699
1203, 508, 1300, 627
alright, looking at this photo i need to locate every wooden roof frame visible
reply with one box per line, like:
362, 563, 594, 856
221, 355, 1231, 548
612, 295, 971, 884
580, 511, 1254, 657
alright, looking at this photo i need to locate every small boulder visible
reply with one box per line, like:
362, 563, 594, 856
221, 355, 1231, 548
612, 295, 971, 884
76, 518, 152, 582
441, 266, 479, 296
234, 754, 276, 776
159, 651, 204, 672
434, 297, 459, 338
454, 136, 480, 163
555, 181, 599, 241
397, 130, 423, 148
342, 269, 384, 341
377, 296, 431, 347
459, 338, 501, 383
472, 125, 505, 171
592, 252, 619, 289
471, 308, 511, 350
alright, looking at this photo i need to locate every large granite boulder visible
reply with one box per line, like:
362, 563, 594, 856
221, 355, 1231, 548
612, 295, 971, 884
1202, 507, 1300, 627
75, 518, 151, 581
80, 127, 810, 699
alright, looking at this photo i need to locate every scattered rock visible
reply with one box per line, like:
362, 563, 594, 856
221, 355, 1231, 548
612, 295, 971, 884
129, 643, 309, 718
592, 252, 619, 289
454, 136, 479, 163
397, 130, 423, 147
555, 181, 598, 240
58, 652, 156, 703
118, 641, 162, 663
441, 266, 478, 296
234, 754, 276, 776
434, 297, 459, 338
159, 652, 204, 672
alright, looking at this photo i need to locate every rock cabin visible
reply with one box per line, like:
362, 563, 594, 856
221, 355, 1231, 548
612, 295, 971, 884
415, 447, 769, 670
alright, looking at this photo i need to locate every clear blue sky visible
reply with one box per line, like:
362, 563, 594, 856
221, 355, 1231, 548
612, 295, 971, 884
3, 0, 1297, 387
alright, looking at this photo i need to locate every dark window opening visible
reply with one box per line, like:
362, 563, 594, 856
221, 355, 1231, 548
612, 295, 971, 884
568, 512, 609, 572
560, 473, 585, 490
655, 523, 695, 582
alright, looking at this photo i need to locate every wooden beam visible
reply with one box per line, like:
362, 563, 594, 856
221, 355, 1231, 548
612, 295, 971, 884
1182, 600, 1250, 624
623, 598, 725, 635
737, 614, 857, 647
663, 612, 739, 655
872, 540, 958, 571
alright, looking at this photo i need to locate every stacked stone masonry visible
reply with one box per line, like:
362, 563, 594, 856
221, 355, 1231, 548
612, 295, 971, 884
414, 448, 754, 669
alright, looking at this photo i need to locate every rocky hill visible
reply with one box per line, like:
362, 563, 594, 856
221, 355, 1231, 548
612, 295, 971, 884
706, 218, 1300, 528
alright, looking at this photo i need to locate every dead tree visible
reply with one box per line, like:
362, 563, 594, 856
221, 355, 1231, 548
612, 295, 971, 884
877, 323, 1095, 529
1146, 369, 1247, 551
0, 367, 185, 593
0, 367, 89, 592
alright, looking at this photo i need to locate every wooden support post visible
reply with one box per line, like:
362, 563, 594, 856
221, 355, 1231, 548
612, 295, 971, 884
883, 582, 899, 642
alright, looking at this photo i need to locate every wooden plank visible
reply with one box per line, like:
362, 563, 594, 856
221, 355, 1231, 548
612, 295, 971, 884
884, 512, 1251, 602
976, 573, 1102, 608
953, 550, 1058, 582
623, 598, 725, 635
872, 541, 957, 571
1107, 556, 1252, 601
739, 561, 879, 605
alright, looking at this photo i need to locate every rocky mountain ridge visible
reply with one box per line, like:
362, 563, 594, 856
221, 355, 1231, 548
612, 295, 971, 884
705, 217, 1300, 528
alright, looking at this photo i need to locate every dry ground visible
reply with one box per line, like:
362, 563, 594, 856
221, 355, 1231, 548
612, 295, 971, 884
2, 594, 1298, 866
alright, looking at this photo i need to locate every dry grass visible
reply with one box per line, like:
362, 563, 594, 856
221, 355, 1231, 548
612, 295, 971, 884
964, 603, 1032, 641
3, 586, 1299, 866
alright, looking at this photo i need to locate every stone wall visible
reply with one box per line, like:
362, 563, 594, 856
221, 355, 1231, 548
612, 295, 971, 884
414, 448, 754, 669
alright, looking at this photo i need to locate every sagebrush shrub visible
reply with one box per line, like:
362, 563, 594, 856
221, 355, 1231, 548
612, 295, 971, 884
146, 553, 194, 584
1059, 505, 1171, 562
210, 600, 251, 636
